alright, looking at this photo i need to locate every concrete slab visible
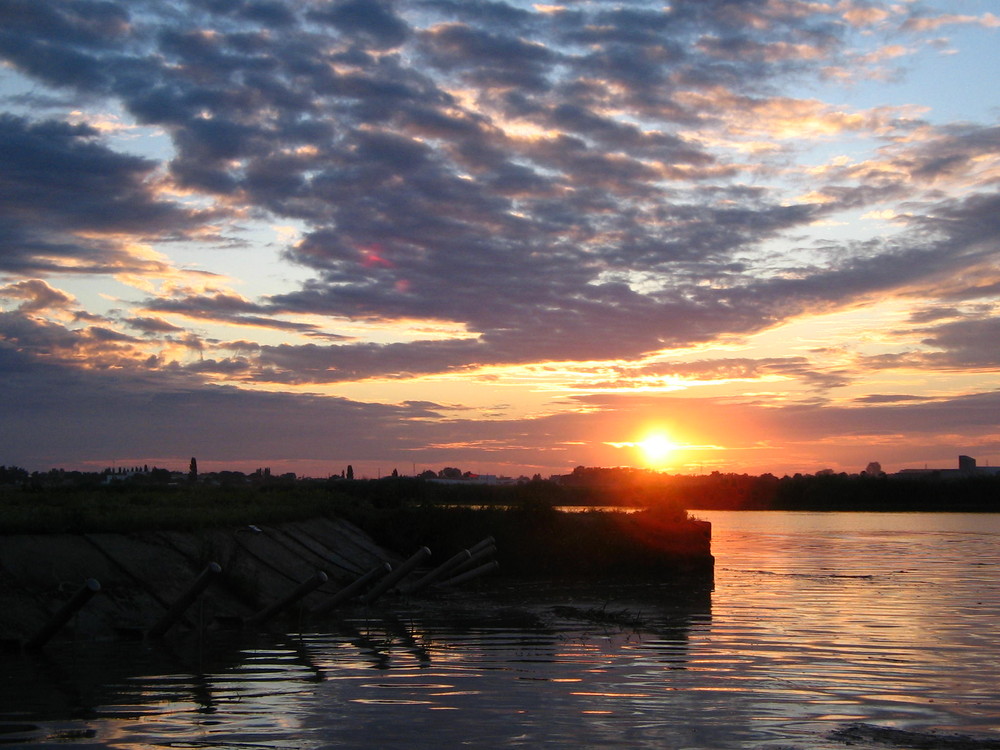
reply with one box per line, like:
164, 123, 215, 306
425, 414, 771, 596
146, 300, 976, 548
291, 517, 399, 571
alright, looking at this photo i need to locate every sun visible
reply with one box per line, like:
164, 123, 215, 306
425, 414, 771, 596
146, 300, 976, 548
637, 433, 677, 466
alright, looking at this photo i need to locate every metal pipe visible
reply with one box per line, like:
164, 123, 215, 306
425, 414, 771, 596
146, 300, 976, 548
312, 562, 392, 614
148, 562, 222, 638
447, 543, 496, 578
26, 578, 101, 650
247, 570, 328, 626
467, 536, 495, 555
437, 560, 499, 588
363, 546, 431, 603
403, 549, 471, 594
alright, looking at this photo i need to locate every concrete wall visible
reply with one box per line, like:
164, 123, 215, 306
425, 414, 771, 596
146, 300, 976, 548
0, 517, 399, 645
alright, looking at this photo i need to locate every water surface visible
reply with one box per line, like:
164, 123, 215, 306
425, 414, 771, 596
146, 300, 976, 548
3, 511, 1000, 749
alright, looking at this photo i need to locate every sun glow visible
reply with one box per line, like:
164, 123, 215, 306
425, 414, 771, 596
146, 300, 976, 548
637, 433, 678, 466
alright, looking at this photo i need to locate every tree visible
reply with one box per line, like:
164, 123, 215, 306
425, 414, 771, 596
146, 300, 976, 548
346, 464, 354, 480
0, 465, 29, 485
189, 457, 198, 482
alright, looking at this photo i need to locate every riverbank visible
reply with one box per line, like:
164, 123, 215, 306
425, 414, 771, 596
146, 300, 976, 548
0, 516, 397, 645
0, 499, 713, 646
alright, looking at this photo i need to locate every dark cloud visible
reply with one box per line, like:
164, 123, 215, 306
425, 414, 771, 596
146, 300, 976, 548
0, 113, 205, 274
0, 0, 129, 90
192, 0, 296, 27
0, 116, 170, 231
912, 189, 1000, 254
0, 310, 148, 371
419, 1, 533, 29
0, 343, 439, 469
0, 0, 925, 347
919, 316, 1000, 369
418, 22, 555, 90
146, 291, 324, 333
308, 0, 409, 49
853, 394, 933, 404
908, 307, 965, 324
254, 339, 488, 383
124, 316, 186, 335
259, 185, 983, 379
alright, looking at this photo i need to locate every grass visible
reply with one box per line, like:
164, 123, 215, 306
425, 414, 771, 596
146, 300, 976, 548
0, 484, 351, 534
338, 501, 709, 578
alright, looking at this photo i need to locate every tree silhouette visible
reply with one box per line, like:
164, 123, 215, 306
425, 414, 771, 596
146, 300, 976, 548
189, 457, 198, 482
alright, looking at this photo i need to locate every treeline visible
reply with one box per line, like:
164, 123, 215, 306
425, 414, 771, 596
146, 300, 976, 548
322, 469, 1000, 512
0, 465, 298, 490
560, 468, 1000, 512
753, 473, 1000, 512
3, 463, 998, 513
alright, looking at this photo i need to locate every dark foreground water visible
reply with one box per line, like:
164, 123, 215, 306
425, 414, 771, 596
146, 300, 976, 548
3, 511, 1000, 749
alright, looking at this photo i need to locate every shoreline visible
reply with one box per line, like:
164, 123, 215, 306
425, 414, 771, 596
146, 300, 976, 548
0, 508, 713, 647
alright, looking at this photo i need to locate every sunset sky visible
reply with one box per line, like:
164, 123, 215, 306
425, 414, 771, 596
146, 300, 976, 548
1, 0, 998, 478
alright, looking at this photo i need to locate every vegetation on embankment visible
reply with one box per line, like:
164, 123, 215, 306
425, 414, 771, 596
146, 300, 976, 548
0, 472, 698, 534
0, 483, 347, 534
0, 479, 712, 581
0, 478, 622, 535
344, 501, 711, 578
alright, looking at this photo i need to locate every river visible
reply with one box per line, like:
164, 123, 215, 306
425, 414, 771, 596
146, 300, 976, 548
3, 511, 1000, 749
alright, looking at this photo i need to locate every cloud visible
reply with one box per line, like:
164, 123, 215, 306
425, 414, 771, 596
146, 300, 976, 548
0, 279, 75, 312
419, 22, 556, 91
643, 357, 853, 391
0, 343, 440, 469
816, 124, 1000, 199
900, 12, 1000, 33
123, 316, 186, 335
919, 316, 1000, 369
0, 114, 207, 275
308, 0, 410, 49
0, 311, 147, 366
2, 317, 997, 474
853, 394, 933, 404
145, 290, 324, 333
0, 0, 997, 474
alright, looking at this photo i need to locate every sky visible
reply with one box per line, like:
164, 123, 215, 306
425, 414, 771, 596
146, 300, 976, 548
1, 0, 998, 479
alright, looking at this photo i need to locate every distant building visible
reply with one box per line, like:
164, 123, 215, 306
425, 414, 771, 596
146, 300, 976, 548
430, 474, 516, 485
895, 456, 1000, 479
103, 466, 150, 483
